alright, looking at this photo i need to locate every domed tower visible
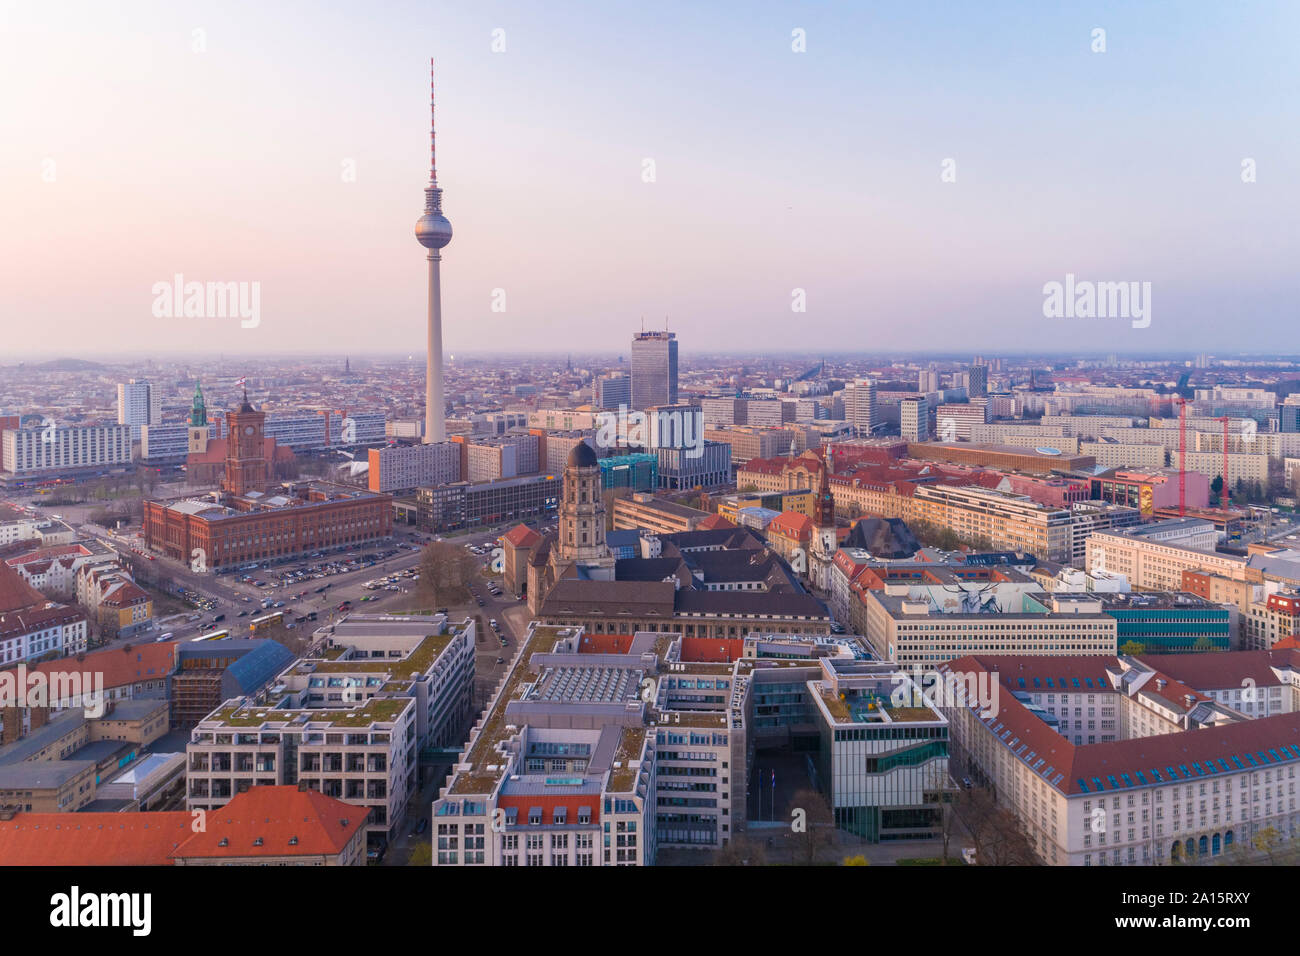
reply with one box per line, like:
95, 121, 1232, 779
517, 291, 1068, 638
559, 443, 615, 578
416, 58, 453, 445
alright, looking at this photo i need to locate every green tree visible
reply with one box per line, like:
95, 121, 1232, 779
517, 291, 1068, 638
1119, 640, 1146, 657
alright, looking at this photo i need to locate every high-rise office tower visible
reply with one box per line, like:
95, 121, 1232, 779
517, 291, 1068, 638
631, 331, 678, 408
967, 364, 988, 398
592, 372, 631, 409
843, 379, 879, 437
917, 370, 939, 393
901, 396, 929, 442
415, 59, 453, 444
117, 379, 162, 441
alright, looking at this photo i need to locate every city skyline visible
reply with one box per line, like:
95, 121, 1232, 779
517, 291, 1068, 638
4, 0, 1298, 357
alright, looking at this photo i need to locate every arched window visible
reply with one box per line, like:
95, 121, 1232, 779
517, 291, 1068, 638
1212, 833, 1221, 855
1198, 835, 1208, 857
1185, 838, 1195, 858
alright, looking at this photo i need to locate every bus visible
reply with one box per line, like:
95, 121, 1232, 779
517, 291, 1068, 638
191, 629, 230, 642
249, 611, 284, 634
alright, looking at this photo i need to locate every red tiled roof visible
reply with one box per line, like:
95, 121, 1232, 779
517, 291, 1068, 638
0, 562, 46, 614
767, 511, 812, 541
0, 813, 192, 865
171, 787, 368, 860
944, 655, 1300, 796
696, 514, 736, 531
0, 787, 369, 865
502, 524, 542, 549
2, 640, 177, 690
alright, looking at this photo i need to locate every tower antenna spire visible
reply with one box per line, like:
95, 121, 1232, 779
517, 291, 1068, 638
429, 58, 438, 186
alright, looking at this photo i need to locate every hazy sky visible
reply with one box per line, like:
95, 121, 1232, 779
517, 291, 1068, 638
3, 0, 1297, 358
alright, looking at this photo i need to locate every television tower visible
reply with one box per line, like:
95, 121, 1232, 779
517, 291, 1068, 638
416, 58, 453, 443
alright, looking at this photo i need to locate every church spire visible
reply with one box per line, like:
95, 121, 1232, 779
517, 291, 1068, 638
189, 381, 207, 427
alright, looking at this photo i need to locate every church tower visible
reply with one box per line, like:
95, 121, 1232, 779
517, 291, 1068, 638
187, 381, 210, 455
809, 444, 839, 590
222, 385, 269, 497
558, 443, 615, 579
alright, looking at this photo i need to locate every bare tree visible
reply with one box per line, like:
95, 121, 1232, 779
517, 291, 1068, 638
714, 834, 767, 867
951, 785, 1038, 865
418, 541, 479, 608
790, 787, 835, 866
926, 765, 957, 864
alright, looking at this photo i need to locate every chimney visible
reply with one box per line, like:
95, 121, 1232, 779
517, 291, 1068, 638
1184, 694, 1196, 708
29, 706, 49, 730
1155, 679, 1166, 692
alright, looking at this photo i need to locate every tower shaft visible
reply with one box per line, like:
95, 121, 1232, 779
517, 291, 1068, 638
425, 249, 445, 443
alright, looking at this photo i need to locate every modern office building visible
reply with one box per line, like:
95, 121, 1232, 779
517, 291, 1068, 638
611, 494, 709, 535
656, 441, 731, 490
416, 474, 560, 533
187, 613, 475, 850
429, 623, 928, 864
592, 372, 632, 410
631, 331, 678, 408
597, 453, 658, 493
967, 364, 988, 399
341, 412, 387, 445
117, 379, 164, 441
900, 396, 929, 443
862, 589, 1118, 666
1085, 531, 1250, 591
367, 441, 461, 493
1085, 591, 1232, 653
933, 403, 989, 441
0, 423, 132, 484
843, 379, 880, 437
140, 423, 194, 463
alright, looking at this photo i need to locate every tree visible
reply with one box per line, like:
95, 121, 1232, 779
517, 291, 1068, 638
951, 785, 1038, 866
1193, 635, 1214, 653
406, 841, 433, 866
926, 765, 957, 864
1211, 475, 1224, 500
789, 787, 834, 866
1119, 640, 1146, 657
714, 834, 767, 866
417, 541, 479, 607
842, 855, 869, 866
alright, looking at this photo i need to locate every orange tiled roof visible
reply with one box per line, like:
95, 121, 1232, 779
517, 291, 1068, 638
171, 787, 368, 860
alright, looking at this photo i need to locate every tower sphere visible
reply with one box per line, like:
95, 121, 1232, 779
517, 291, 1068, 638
416, 210, 453, 249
